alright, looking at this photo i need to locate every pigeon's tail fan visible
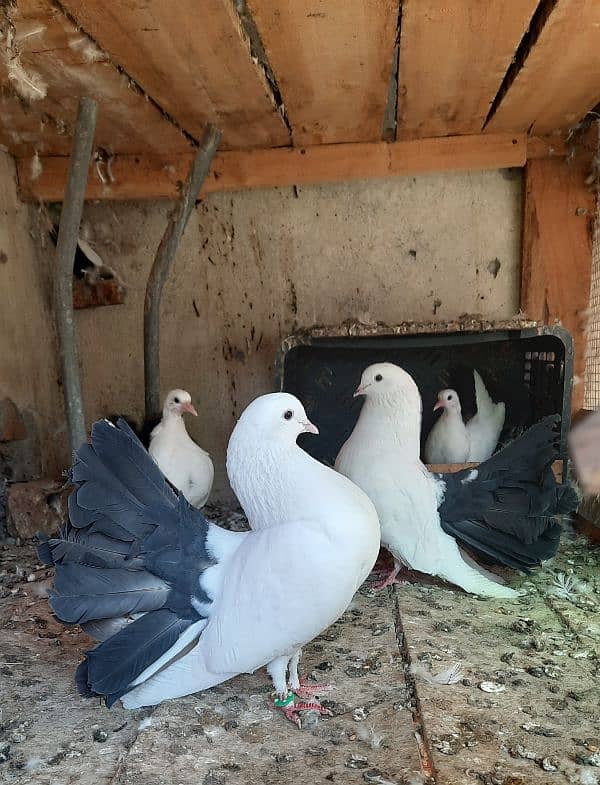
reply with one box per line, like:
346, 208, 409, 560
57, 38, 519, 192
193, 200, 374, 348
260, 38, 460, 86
444, 518, 563, 571
440, 415, 579, 571
440, 555, 521, 599
37, 418, 225, 706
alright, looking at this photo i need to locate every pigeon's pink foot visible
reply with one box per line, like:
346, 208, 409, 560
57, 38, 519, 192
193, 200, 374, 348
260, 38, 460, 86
294, 676, 333, 699
282, 700, 333, 728
372, 563, 404, 590
273, 694, 333, 728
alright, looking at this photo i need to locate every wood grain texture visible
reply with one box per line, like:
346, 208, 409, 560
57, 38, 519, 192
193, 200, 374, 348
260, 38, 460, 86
17, 133, 528, 201
398, 0, 538, 139
487, 0, 600, 134
521, 156, 595, 412
246, 0, 398, 145
58, 0, 289, 149
0, 0, 190, 157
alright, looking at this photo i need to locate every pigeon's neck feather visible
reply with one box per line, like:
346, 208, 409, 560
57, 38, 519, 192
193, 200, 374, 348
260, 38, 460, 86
227, 435, 371, 535
357, 395, 422, 457
161, 412, 188, 437
228, 439, 313, 527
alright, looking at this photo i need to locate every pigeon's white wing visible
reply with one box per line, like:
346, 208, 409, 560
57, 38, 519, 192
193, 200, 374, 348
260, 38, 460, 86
339, 439, 518, 599
377, 468, 519, 598
424, 416, 470, 464
203, 520, 363, 673
184, 446, 214, 508
121, 520, 370, 707
466, 370, 505, 461
150, 427, 214, 508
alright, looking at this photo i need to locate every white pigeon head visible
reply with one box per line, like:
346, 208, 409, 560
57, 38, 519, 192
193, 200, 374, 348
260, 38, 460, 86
434, 389, 462, 415
354, 363, 421, 409
163, 389, 198, 418
233, 392, 319, 444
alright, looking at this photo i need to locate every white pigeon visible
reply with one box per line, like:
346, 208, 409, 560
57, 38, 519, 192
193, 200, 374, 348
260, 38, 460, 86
39, 393, 380, 722
336, 362, 577, 599
424, 371, 505, 465
424, 389, 470, 464
149, 389, 214, 508
466, 369, 505, 462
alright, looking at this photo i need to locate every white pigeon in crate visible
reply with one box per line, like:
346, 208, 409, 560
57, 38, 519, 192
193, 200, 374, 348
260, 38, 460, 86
424, 369, 505, 465
424, 388, 469, 464
149, 389, 214, 508
466, 369, 506, 461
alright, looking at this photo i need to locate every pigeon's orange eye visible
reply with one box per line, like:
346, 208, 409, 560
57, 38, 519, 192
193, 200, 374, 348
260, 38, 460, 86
375, 374, 383, 382
283, 410, 293, 420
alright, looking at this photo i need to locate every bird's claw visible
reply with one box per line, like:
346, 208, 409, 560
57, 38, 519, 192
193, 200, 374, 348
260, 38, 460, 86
272, 693, 333, 728
371, 570, 406, 590
294, 676, 333, 699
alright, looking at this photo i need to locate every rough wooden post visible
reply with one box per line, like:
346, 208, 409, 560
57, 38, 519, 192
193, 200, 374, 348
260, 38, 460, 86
54, 97, 98, 454
144, 124, 222, 423
521, 155, 595, 415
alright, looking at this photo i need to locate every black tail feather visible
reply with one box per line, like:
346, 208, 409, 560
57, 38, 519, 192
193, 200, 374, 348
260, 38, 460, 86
75, 658, 94, 698
36, 532, 54, 566
440, 415, 578, 570
446, 519, 563, 571
85, 609, 194, 705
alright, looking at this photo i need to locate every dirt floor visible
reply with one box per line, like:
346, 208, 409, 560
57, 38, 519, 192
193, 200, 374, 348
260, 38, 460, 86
1, 507, 599, 785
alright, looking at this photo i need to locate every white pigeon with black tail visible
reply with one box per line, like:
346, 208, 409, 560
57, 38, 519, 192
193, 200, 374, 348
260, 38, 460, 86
149, 389, 214, 508
335, 362, 578, 598
38, 393, 380, 721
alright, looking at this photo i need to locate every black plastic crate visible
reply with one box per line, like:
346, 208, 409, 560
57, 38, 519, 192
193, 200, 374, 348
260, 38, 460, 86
278, 325, 573, 467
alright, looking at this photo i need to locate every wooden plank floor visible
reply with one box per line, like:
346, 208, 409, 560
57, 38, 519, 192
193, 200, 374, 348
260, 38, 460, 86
1, 515, 598, 784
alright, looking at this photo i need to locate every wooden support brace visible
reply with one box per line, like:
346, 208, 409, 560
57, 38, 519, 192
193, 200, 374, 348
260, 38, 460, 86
16, 133, 567, 203
144, 124, 222, 423
54, 97, 98, 454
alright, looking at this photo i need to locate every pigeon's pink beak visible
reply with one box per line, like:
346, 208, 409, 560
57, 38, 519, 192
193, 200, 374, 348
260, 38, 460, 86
353, 384, 368, 397
302, 419, 319, 435
181, 401, 198, 416
433, 400, 444, 412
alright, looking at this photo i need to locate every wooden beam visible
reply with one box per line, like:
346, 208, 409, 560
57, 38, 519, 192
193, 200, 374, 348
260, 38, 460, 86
487, 0, 600, 134
17, 133, 530, 201
521, 155, 596, 413
0, 0, 190, 158
246, 0, 398, 145
398, 0, 538, 139
58, 0, 289, 150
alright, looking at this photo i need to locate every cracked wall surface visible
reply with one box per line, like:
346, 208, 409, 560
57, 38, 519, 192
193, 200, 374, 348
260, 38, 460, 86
0, 165, 522, 496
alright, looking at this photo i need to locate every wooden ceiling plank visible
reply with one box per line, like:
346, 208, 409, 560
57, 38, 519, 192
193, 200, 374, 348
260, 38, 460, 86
17, 133, 529, 201
245, 0, 399, 146
397, 0, 539, 140
58, 0, 289, 150
487, 0, 600, 134
0, 0, 190, 158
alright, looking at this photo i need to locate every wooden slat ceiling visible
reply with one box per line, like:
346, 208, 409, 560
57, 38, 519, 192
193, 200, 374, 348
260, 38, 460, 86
0, 0, 190, 158
57, 0, 290, 150
486, 0, 600, 134
1, 0, 600, 194
397, 0, 540, 139
245, 0, 398, 145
